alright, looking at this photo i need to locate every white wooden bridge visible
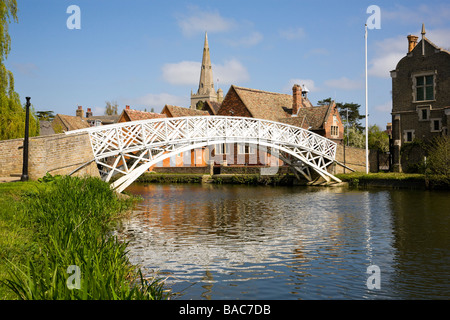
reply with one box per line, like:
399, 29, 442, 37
67, 116, 341, 193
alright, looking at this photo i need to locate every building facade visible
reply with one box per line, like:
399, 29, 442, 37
391, 25, 450, 172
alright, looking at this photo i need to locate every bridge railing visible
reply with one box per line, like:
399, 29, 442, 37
67, 116, 337, 160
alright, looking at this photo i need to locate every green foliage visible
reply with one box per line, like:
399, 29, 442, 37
426, 135, 450, 177
105, 101, 119, 115
0, 0, 39, 140
0, 176, 169, 300
368, 124, 389, 152
36, 110, 55, 121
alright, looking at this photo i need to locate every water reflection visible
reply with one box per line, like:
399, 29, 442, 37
118, 184, 450, 300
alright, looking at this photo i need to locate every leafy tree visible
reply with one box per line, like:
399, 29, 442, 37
105, 101, 118, 115
426, 136, 450, 176
36, 110, 55, 121
368, 124, 389, 153
0, 0, 39, 140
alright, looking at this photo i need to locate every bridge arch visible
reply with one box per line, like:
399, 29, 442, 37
67, 116, 341, 192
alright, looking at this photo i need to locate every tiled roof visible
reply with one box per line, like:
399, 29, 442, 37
120, 109, 166, 122
39, 120, 55, 136
204, 100, 221, 115
280, 105, 332, 130
231, 85, 314, 122
162, 105, 209, 117
86, 114, 120, 125
54, 114, 90, 131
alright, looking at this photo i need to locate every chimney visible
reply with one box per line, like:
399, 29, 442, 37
76, 106, 83, 118
292, 84, 302, 116
407, 35, 418, 53
126, 105, 130, 110
86, 108, 93, 118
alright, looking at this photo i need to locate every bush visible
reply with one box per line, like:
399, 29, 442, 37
426, 136, 450, 177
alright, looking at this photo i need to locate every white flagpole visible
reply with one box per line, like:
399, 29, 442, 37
365, 24, 369, 174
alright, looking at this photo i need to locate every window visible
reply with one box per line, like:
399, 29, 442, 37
404, 130, 415, 142
431, 119, 442, 132
331, 126, 339, 137
418, 106, 430, 121
238, 143, 255, 154
215, 143, 226, 155
415, 75, 434, 101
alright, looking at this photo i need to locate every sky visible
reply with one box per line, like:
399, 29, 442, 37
5, 0, 450, 128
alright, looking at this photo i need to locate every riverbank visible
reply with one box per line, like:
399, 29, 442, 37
0, 175, 169, 300
135, 171, 450, 190
335, 172, 450, 190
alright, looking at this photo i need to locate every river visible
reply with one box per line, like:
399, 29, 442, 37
117, 183, 450, 300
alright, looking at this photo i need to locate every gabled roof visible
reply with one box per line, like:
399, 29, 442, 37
230, 85, 314, 122
86, 114, 120, 125
53, 114, 90, 131
204, 100, 221, 115
279, 104, 333, 131
119, 108, 166, 122
161, 105, 209, 117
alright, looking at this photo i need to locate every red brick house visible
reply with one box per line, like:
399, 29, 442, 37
214, 84, 344, 166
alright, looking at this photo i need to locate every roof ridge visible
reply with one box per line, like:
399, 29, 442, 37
232, 85, 291, 97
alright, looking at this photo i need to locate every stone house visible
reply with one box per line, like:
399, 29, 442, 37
390, 24, 450, 172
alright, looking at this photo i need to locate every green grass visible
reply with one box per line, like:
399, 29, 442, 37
0, 175, 169, 300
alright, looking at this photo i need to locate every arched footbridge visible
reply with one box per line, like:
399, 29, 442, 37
67, 116, 341, 193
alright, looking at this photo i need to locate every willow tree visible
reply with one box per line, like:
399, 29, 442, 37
0, 0, 39, 140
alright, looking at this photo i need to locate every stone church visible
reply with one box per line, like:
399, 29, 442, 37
390, 24, 450, 172
190, 32, 223, 109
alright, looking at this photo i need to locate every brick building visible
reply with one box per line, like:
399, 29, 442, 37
213, 84, 344, 167
390, 24, 450, 172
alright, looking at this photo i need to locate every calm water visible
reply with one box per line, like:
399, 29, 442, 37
117, 183, 450, 300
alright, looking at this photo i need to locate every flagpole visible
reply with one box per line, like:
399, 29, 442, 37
365, 24, 369, 174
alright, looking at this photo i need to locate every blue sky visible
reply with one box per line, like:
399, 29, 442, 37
5, 0, 450, 127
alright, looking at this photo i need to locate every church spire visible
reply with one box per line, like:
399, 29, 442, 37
198, 31, 215, 95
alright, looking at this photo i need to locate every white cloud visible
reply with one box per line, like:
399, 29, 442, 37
176, 7, 236, 37
324, 77, 363, 90
227, 31, 264, 47
368, 35, 405, 78
121, 93, 188, 110
283, 79, 318, 93
12, 62, 39, 77
374, 101, 392, 112
279, 27, 306, 40
214, 59, 250, 84
383, 4, 450, 26
162, 61, 200, 86
162, 59, 249, 86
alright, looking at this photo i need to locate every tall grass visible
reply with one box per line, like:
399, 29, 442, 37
1, 176, 168, 300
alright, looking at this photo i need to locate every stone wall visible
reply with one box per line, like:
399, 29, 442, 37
0, 132, 99, 180
334, 144, 378, 174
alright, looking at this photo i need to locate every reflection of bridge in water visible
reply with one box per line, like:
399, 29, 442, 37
67, 116, 341, 192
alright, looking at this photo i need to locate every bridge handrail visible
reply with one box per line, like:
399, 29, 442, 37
66, 116, 337, 160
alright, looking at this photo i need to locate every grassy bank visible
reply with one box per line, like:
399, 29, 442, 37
0, 175, 168, 300
335, 172, 450, 190
136, 172, 204, 184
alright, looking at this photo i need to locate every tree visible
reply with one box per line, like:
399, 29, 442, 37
105, 101, 118, 115
427, 136, 450, 176
0, 0, 39, 140
36, 110, 55, 121
368, 124, 389, 153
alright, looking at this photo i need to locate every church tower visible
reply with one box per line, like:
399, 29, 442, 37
190, 32, 223, 109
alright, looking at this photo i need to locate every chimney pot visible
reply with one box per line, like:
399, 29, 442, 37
126, 105, 130, 110
76, 106, 84, 118
407, 35, 419, 53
